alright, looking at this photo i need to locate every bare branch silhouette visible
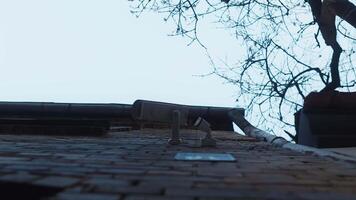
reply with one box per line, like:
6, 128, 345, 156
130, 0, 356, 139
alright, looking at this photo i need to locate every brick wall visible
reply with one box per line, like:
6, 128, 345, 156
0, 129, 355, 199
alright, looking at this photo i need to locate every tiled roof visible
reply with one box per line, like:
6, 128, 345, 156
0, 129, 356, 199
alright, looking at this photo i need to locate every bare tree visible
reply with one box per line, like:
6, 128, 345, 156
130, 0, 356, 138
307, 0, 356, 92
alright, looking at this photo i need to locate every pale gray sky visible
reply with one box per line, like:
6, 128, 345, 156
0, 0, 241, 107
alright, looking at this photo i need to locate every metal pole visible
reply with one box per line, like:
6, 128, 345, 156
168, 110, 182, 145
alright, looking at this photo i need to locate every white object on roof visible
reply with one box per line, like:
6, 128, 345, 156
175, 152, 236, 161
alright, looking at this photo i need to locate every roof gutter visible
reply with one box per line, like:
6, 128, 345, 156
228, 109, 356, 163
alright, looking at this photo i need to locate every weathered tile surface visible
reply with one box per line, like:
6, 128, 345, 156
0, 129, 355, 199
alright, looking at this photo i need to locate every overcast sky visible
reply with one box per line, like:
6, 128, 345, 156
0, 0, 241, 107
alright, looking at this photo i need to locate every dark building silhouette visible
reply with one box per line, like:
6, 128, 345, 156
0, 99, 355, 199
